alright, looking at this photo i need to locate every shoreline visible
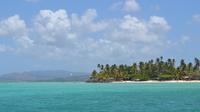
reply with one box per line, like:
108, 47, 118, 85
112, 80, 200, 83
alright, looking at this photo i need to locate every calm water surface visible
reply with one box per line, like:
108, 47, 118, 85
0, 82, 200, 112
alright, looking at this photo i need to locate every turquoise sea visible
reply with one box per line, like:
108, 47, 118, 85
0, 82, 200, 112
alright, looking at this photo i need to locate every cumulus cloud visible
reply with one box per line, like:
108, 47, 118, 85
0, 15, 33, 48
0, 9, 173, 64
34, 9, 72, 43
71, 9, 108, 32
148, 16, 170, 33
123, 0, 140, 12
0, 15, 27, 36
110, 15, 170, 43
111, 0, 140, 12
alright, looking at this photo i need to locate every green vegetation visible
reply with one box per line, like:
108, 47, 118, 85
88, 57, 200, 82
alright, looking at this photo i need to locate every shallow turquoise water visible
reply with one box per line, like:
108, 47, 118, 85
0, 82, 200, 112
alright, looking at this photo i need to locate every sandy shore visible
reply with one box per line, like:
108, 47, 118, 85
112, 80, 200, 83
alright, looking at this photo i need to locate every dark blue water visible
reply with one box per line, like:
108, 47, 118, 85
0, 82, 200, 112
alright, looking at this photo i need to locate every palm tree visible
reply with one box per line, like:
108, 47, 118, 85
97, 64, 101, 71
139, 62, 144, 74
101, 65, 104, 71
188, 62, 193, 80
91, 70, 97, 79
160, 56, 163, 61
180, 59, 186, 71
172, 59, 176, 67
194, 58, 200, 71
89, 57, 200, 82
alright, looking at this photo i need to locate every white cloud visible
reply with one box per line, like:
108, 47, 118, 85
111, 0, 140, 12
148, 16, 170, 33
109, 15, 170, 43
193, 14, 200, 23
123, 0, 140, 12
0, 9, 173, 65
34, 9, 72, 44
71, 9, 108, 32
0, 15, 33, 48
0, 15, 27, 36
120, 15, 147, 32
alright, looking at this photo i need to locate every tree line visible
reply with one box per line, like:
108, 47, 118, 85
88, 57, 200, 82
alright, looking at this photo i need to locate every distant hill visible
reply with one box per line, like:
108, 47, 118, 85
0, 70, 89, 82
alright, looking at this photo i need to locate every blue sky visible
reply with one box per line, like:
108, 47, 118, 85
0, 0, 200, 74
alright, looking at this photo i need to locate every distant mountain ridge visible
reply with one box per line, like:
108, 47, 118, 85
0, 70, 89, 82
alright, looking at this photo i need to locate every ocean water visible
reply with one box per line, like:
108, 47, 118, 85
0, 82, 200, 112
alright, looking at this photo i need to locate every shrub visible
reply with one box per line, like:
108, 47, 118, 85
159, 74, 174, 81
